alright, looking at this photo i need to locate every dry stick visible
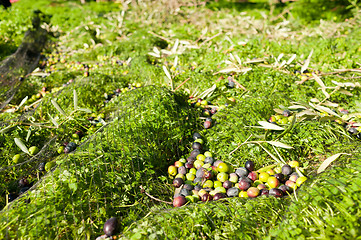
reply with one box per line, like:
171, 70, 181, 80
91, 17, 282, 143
147, 31, 172, 43
232, 79, 247, 91
173, 77, 191, 92
199, 32, 223, 47
296, 68, 361, 84
229, 134, 253, 155
140, 185, 172, 205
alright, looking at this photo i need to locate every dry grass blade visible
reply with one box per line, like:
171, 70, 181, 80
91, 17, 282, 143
317, 153, 351, 174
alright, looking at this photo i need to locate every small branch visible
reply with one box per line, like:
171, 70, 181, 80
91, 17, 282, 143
229, 134, 253, 155
199, 32, 223, 47
140, 185, 172, 205
147, 31, 172, 43
232, 79, 247, 91
173, 78, 190, 92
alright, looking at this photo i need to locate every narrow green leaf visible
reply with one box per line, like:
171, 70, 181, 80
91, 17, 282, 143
317, 153, 351, 174
51, 99, 66, 116
73, 90, 78, 110
14, 138, 30, 155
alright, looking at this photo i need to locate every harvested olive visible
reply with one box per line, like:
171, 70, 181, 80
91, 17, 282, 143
173, 178, 184, 188
19, 178, 30, 188
192, 142, 202, 150
193, 132, 202, 140
204, 157, 214, 165
226, 187, 239, 197
183, 184, 194, 191
269, 188, 283, 198
245, 161, 255, 171
103, 217, 119, 237
180, 188, 191, 197
235, 167, 249, 177
282, 164, 292, 176
213, 193, 227, 201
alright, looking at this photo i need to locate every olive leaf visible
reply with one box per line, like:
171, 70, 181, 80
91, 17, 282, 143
18, 96, 28, 109
317, 153, 351, 174
51, 99, 66, 116
73, 90, 78, 110
257, 121, 285, 131
198, 84, 216, 99
48, 113, 59, 127
286, 54, 296, 65
266, 141, 293, 149
301, 49, 313, 73
77, 108, 92, 113
14, 138, 30, 155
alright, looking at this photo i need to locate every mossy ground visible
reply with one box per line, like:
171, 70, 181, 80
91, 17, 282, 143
1, 0, 361, 239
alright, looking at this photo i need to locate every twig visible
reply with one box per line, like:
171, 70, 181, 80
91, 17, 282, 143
229, 134, 253, 155
199, 32, 223, 47
147, 31, 172, 43
140, 185, 172, 204
232, 79, 247, 91
173, 78, 191, 92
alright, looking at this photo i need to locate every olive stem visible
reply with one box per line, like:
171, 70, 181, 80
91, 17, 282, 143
139, 186, 172, 205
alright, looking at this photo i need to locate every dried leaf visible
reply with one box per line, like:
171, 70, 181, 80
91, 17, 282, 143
288, 105, 307, 110
296, 109, 317, 117
171, 39, 179, 53
163, 65, 172, 80
229, 53, 235, 61
312, 73, 330, 98
48, 113, 59, 127
258, 121, 285, 131
14, 138, 30, 155
310, 98, 320, 103
301, 49, 313, 73
51, 99, 66, 116
311, 104, 340, 117
286, 54, 296, 65
18, 96, 28, 109
234, 54, 242, 66
148, 52, 160, 58
273, 108, 284, 114
266, 141, 293, 149
339, 89, 353, 96
73, 90, 78, 110
277, 53, 284, 62
199, 84, 216, 99
153, 47, 160, 55
173, 55, 178, 69
317, 153, 350, 174
278, 60, 287, 68
77, 108, 92, 113
26, 128, 31, 142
